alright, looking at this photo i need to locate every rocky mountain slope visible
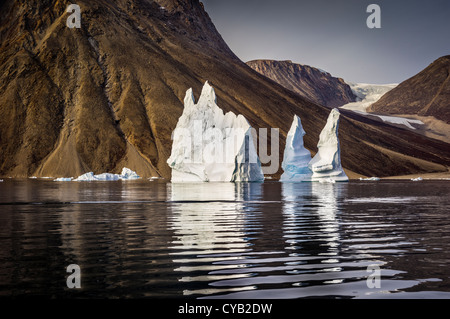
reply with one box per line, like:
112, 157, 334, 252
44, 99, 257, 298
1, 0, 450, 179
369, 56, 450, 124
246, 59, 357, 108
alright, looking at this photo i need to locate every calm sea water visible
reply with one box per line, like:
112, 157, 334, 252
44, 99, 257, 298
0, 179, 449, 299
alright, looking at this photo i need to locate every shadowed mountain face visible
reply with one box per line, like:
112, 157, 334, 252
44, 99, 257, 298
246, 59, 357, 108
0, 0, 449, 179
369, 56, 450, 124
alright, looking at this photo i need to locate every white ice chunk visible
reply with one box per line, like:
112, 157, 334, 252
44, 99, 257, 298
359, 177, 381, 181
411, 177, 423, 181
57, 168, 141, 182
167, 81, 264, 182
54, 177, 73, 182
120, 167, 141, 180
308, 109, 348, 182
280, 115, 313, 182
73, 172, 97, 181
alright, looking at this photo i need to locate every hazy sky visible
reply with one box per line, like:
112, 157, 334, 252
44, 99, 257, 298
202, 0, 450, 84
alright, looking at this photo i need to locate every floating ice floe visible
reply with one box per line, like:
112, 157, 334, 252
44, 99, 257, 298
308, 109, 348, 182
167, 81, 264, 182
360, 177, 381, 181
0, 179, 3, 182
54, 168, 140, 182
280, 115, 312, 182
120, 168, 141, 180
411, 177, 423, 181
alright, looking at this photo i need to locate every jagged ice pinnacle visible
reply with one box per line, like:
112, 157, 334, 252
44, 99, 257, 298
167, 81, 264, 182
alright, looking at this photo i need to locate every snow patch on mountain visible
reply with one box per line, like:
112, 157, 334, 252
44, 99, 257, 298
351, 110, 424, 130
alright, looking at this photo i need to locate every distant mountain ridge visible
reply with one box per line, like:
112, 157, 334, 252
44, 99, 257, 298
246, 59, 357, 108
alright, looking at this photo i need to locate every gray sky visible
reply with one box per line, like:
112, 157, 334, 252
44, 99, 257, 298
202, 0, 450, 84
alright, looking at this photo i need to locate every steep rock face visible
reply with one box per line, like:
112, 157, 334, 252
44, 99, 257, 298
246, 59, 357, 108
0, 0, 449, 179
369, 56, 450, 124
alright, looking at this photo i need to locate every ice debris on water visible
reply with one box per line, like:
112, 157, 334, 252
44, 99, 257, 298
54, 168, 140, 182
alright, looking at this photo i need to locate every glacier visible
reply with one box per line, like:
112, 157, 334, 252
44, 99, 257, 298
340, 82, 398, 112
280, 115, 313, 182
308, 109, 348, 182
167, 81, 264, 182
54, 167, 141, 182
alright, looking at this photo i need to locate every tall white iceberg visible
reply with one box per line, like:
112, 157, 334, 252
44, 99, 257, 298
167, 81, 264, 182
280, 115, 313, 182
308, 109, 348, 182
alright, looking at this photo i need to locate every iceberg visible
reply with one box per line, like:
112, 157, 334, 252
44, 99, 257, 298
167, 81, 264, 182
308, 109, 348, 182
55, 168, 140, 181
280, 115, 313, 182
